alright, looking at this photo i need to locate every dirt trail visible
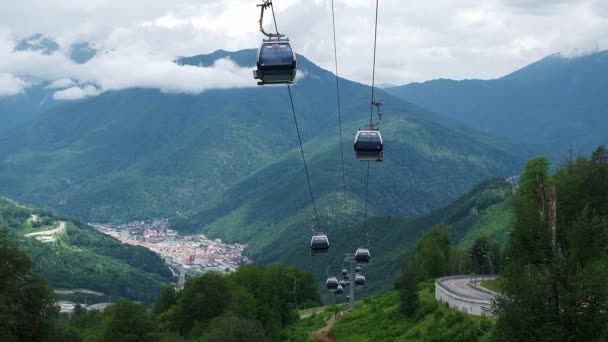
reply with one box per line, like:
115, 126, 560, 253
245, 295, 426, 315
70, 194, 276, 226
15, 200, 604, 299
311, 314, 338, 342
25, 221, 66, 243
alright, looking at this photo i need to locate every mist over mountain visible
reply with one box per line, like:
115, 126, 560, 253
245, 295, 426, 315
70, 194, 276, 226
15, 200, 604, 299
386, 50, 608, 157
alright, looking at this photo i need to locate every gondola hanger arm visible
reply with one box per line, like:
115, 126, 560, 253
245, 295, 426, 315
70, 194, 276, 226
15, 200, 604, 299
372, 99, 382, 128
257, 0, 285, 39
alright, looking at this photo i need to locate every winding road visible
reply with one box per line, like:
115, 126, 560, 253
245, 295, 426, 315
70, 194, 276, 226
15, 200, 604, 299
435, 275, 498, 316
439, 277, 496, 301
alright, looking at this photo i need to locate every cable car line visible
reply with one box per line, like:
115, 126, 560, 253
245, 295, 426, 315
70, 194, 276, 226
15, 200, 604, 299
369, 0, 380, 125
258, 0, 322, 234
363, 0, 381, 218
361, 0, 380, 250
331, 0, 349, 233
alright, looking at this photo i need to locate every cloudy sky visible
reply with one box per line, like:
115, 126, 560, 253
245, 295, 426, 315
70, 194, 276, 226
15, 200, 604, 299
0, 0, 607, 99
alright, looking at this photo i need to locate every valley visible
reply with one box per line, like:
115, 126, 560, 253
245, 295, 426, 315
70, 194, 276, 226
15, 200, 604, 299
0, 5, 606, 337
92, 219, 251, 277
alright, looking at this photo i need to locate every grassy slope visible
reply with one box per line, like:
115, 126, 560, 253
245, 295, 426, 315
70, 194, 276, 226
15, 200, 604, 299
282, 309, 335, 341
0, 197, 172, 304
274, 178, 515, 298
329, 282, 495, 342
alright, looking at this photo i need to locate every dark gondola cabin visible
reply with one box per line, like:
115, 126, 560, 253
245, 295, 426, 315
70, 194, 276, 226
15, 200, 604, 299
355, 266, 361, 273
341, 269, 348, 277
355, 248, 371, 264
354, 274, 366, 288
310, 234, 329, 255
339, 280, 346, 287
335, 285, 344, 295
253, 40, 297, 85
354, 130, 383, 161
326, 276, 339, 291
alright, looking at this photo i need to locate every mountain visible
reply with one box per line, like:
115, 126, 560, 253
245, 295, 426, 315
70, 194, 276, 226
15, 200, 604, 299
14, 33, 60, 55
386, 50, 608, 157
69, 42, 97, 64
0, 49, 524, 223
0, 49, 525, 294
0, 86, 55, 132
0, 196, 173, 304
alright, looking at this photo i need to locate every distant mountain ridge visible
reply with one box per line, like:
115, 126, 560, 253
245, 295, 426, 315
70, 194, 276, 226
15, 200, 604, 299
386, 50, 608, 157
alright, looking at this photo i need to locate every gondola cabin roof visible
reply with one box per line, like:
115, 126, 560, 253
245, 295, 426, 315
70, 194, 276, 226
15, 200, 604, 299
355, 248, 371, 263
354, 275, 366, 287
326, 276, 339, 290
335, 285, 344, 294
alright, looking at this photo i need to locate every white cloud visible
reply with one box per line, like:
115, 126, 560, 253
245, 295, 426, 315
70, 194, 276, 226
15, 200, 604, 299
0, 0, 606, 91
47, 78, 76, 89
0, 37, 256, 100
0, 73, 27, 96
53, 85, 100, 100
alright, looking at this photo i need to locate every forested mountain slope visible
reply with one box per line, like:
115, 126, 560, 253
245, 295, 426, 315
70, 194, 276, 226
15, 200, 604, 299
273, 178, 514, 296
0, 50, 524, 226
386, 50, 608, 157
0, 197, 173, 304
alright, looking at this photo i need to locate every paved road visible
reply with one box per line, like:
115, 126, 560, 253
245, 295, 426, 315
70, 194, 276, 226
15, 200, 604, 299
440, 277, 495, 301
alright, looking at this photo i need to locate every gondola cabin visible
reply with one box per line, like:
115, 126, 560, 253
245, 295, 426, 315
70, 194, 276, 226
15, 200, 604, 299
310, 234, 329, 255
253, 39, 297, 85
354, 130, 383, 161
341, 269, 348, 277
354, 274, 366, 288
326, 276, 339, 291
335, 285, 344, 295
355, 248, 371, 264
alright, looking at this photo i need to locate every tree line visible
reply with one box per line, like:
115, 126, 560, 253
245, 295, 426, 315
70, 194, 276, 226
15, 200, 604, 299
0, 226, 322, 341
395, 145, 608, 341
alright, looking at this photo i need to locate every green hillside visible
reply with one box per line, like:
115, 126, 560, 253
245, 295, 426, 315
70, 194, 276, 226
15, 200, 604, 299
0, 197, 173, 304
0, 50, 524, 228
250, 178, 514, 297
328, 283, 495, 341
0, 50, 525, 303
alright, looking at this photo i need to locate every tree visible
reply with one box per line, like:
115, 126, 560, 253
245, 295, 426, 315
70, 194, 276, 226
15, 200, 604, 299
414, 226, 452, 279
152, 285, 177, 318
171, 272, 232, 336
591, 145, 608, 165
495, 150, 608, 340
395, 255, 419, 317
468, 236, 501, 275
202, 316, 270, 342
102, 300, 157, 342
0, 229, 59, 342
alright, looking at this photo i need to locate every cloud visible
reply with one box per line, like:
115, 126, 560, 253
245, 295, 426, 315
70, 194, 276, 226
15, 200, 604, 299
0, 73, 27, 96
47, 78, 76, 89
53, 85, 100, 100
0, 0, 606, 90
0, 37, 256, 100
